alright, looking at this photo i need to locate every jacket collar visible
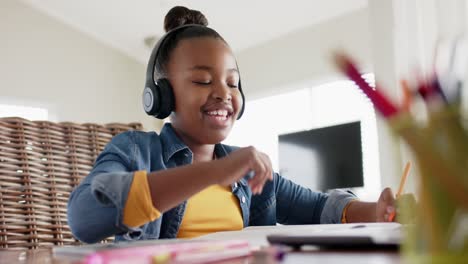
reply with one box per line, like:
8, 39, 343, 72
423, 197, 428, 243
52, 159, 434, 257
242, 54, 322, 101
159, 123, 232, 163
160, 123, 190, 163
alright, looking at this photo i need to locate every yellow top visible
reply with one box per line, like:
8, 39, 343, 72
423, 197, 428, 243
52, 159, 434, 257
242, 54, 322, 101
341, 199, 358, 223
177, 185, 243, 238
123, 171, 161, 228
123, 171, 243, 237
124, 171, 351, 233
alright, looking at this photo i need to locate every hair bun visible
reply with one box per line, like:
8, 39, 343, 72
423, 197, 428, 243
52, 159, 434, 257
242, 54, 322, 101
164, 6, 208, 32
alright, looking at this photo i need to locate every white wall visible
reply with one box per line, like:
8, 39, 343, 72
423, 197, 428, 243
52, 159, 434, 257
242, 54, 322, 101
0, 0, 161, 131
236, 8, 372, 100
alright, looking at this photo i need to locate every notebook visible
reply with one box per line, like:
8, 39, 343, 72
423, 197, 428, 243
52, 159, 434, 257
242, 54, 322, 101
266, 222, 403, 249
53, 239, 250, 264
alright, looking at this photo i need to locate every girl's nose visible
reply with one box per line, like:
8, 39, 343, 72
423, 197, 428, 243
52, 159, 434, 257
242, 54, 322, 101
212, 83, 232, 102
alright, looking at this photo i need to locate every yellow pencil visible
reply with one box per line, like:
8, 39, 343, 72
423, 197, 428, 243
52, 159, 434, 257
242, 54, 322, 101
396, 161, 411, 198
389, 161, 411, 221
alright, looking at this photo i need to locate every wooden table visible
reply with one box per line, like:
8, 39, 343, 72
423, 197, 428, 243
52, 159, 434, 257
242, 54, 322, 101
0, 247, 401, 264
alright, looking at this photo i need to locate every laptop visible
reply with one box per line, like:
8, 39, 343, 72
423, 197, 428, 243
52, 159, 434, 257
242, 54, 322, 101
266, 222, 403, 249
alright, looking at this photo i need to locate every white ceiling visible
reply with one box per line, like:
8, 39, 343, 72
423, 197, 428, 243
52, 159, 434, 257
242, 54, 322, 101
21, 0, 367, 64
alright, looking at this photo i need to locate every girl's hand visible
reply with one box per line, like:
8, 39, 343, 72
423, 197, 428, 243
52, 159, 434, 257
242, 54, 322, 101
376, 187, 397, 222
214, 146, 273, 195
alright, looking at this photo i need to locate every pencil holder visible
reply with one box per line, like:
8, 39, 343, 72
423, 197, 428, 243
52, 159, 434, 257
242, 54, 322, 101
389, 110, 468, 263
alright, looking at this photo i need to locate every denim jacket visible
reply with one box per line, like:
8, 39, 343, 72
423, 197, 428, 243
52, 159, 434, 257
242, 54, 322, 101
68, 123, 356, 243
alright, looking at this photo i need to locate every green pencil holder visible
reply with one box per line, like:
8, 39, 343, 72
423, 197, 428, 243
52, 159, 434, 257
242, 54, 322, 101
389, 109, 468, 263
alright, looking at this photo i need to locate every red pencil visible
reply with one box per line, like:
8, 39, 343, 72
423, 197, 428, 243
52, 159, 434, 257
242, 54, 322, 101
334, 53, 400, 118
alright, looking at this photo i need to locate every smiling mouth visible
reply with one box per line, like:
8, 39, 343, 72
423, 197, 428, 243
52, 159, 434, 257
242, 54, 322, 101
203, 109, 234, 121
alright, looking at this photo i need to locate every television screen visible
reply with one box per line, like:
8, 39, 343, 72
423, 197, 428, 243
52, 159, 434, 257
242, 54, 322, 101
278, 121, 363, 191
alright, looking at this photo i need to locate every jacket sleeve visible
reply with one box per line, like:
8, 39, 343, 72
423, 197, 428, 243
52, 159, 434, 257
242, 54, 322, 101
275, 173, 356, 224
67, 132, 141, 243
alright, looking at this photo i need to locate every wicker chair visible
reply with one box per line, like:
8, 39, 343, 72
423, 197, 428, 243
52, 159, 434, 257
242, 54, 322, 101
0, 117, 143, 249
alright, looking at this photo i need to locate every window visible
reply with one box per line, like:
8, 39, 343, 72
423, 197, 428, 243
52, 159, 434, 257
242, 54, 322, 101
0, 104, 48, 120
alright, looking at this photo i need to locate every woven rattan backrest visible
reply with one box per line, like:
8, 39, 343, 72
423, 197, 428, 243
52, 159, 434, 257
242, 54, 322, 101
0, 117, 143, 249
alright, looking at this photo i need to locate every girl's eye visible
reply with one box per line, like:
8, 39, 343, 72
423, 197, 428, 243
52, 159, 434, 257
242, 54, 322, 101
192, 81, 211, 85
227, 77, 239, 88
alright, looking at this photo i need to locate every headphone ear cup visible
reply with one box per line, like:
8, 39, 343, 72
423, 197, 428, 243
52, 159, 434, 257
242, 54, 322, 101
143, 84, 160, 116
155, 78, 175, 119
236, 80, 245, 120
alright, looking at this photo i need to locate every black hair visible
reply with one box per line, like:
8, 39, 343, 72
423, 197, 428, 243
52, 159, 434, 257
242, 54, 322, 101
154, 6, 226, 79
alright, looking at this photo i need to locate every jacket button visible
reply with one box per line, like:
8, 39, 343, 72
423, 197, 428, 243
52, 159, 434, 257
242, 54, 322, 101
241, 196, 246, 203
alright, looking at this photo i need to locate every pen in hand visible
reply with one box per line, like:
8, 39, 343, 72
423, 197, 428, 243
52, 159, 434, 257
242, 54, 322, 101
389, 161, 412, 222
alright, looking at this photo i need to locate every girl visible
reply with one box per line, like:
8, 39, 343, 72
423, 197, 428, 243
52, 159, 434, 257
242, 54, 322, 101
68, 6, 396, 243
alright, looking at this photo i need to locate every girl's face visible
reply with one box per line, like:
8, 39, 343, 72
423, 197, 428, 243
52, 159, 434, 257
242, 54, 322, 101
167, 37, 242, 145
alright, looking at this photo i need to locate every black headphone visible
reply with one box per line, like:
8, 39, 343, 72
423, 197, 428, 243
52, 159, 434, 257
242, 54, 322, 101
142, 24, 245, 120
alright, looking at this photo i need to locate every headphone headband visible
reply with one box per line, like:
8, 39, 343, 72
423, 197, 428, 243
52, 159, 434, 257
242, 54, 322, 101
145, 24, 204, 89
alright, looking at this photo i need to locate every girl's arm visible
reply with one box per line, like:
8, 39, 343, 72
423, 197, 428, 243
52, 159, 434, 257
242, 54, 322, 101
147, 146, 273, 213
345, 188, 396, 222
